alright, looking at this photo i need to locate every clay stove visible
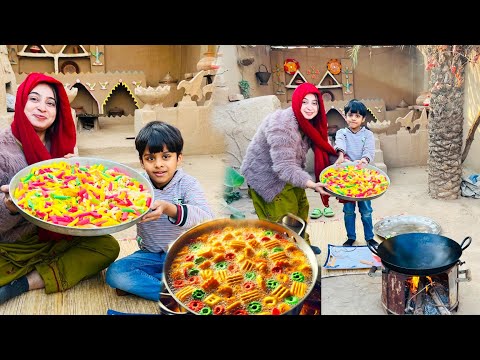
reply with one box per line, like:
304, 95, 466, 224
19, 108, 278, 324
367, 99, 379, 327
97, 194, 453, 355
370, 262, 471, 315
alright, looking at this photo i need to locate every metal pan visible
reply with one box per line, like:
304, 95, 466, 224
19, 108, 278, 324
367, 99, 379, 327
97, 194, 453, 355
374, 215, 442, 239
320, 161, 390, 201
367, 232, 472, 275
9, 157, 154, 237
160, 214, 319, 315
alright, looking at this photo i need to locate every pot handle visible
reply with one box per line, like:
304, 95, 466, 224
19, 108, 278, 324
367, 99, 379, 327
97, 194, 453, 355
368, 266, 381, 277
258, 64, 268, 72
158, 292, 186, 315
460, 236, 472, 251
367, 241, 379, 256
280, 213, 305, 236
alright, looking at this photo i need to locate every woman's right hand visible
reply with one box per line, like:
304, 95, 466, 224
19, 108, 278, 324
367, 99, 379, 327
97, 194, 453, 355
1, 184, 19, 214
307, 181, 329, 196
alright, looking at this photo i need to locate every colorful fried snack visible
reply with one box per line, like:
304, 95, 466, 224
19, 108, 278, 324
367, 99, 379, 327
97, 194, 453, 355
166, 226, 314, 315
320, 163, 389, 199
12, 160, 152, 229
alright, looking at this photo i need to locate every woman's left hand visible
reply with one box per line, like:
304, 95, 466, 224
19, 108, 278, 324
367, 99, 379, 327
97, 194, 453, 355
64, 153, 75, 159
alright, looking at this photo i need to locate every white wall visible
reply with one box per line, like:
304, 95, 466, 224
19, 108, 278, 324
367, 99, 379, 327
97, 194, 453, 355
218, 45, 243, 98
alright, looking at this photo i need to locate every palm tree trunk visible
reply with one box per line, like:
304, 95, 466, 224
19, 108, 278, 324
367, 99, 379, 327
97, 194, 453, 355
427, 46, 465, 199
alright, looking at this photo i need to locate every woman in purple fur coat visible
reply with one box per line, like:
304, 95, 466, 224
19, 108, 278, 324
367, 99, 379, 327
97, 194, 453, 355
241, 83, 337, 244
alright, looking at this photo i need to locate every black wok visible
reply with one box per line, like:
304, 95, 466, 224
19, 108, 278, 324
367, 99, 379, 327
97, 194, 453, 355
367, 233, 471, 275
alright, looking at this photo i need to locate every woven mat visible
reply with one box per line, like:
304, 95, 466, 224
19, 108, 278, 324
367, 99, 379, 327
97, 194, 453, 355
0, 238, 161, 315
308, 217, 384, 278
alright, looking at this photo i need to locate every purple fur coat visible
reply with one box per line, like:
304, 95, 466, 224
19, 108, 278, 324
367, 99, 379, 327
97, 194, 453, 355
0, 128, 36, 244
240, 107, 313, 203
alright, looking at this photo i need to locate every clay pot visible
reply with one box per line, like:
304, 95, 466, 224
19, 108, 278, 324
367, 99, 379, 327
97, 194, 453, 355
238, 57, 255, 66
160, 72, 176, 84
255, 64, 271, 85
196, 51, 216, 71
416, 91, 431, 106
134, 85, 171, 110
29, 45, 41, 53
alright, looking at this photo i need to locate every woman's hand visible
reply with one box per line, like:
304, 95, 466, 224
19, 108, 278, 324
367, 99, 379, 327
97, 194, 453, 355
312, 182, 330, 196
64, 153, 76, 159
306, 180, 329, 196
1, 184, 19, 214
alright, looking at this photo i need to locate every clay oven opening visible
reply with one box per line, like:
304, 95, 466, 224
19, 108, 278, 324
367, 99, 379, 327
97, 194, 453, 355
70, 83, 100, 131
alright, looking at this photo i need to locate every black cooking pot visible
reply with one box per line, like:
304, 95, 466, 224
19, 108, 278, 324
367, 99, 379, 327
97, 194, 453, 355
367, 233, 471, 275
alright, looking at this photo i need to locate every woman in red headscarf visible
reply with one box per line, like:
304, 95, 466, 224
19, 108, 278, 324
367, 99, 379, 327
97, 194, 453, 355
0, 73, 120, 305
241, 82, 339, 244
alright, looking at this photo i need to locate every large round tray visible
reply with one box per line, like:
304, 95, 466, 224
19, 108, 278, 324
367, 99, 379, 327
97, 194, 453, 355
9, 157, 154, 237
319, 161, 390, 201
374, 215, 442, 239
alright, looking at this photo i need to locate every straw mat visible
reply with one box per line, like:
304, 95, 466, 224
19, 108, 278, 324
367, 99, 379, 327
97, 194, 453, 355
0, 238, 161, 315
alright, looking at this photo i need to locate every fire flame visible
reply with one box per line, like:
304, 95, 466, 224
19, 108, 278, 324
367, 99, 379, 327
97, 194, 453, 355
407, 276, 434, 293
409, 276, 419, 292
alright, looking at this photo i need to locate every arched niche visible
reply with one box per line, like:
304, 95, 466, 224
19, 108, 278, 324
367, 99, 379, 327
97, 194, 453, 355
326, 108, 346, 143
103, 82, 139, 117
70, 82, 100, 115
365, 107, 380, 126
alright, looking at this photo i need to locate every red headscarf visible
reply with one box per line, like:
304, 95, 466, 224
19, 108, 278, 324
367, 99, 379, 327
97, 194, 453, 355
292, 82, 336, 183
11, 72, 76, 242
11, 72, 76, 164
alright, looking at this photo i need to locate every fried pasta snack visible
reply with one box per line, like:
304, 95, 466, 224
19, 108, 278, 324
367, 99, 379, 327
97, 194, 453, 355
321, 164, 389, 199
12, 161, 152, 229
166, 226, 314, 315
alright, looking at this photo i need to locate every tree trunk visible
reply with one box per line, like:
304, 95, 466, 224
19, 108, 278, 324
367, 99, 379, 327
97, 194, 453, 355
427, 46, 465, 199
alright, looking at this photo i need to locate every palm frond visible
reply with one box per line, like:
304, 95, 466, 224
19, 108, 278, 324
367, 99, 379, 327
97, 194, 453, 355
347, 45, 362, 69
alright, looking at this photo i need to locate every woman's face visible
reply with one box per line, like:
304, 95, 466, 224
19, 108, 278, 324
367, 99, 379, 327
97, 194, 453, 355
24, 83, 57, 133
301, 93, 319, 120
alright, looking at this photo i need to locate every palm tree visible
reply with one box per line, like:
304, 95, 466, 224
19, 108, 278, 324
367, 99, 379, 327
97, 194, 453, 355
350, 45, 480, 200
418, 46, 468, 199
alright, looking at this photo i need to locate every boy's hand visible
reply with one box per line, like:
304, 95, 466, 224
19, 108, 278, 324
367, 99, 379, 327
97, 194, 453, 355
334, 152, 345, 166
355, 158, 369, 168
140, 200, 166, 223
140, 200, 178, 223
